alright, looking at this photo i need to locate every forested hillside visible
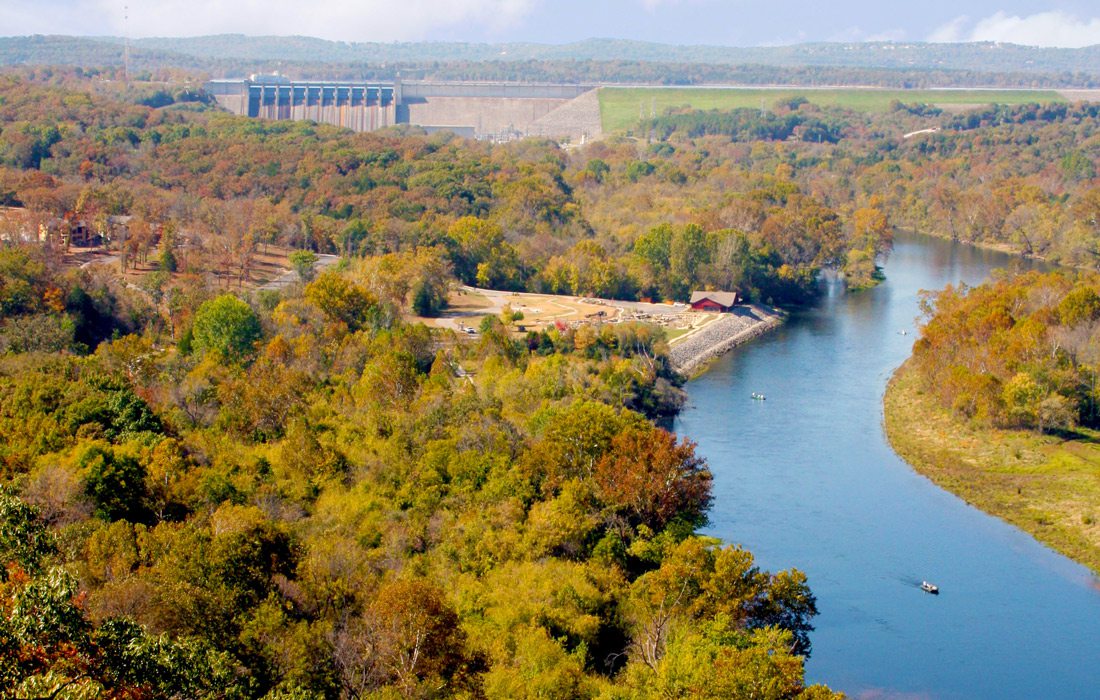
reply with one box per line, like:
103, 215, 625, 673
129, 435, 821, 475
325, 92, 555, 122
638, 100, 1100, 268
0, 73, 856, 700
1, 236, 844, 697
1, 73, 1098, 297
0, 73, 897, 304
3, 36, 1099, 87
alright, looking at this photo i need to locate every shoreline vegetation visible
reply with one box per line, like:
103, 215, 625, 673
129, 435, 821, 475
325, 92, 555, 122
884, 359, 1100, 576
894, 227, 1050, 266
669, 304, 785, 377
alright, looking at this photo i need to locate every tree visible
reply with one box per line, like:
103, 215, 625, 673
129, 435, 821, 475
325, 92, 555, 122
289, 249, 320, 283
79, 443, 149, 523
335, 580, 483, 698
627, 538, 820, 669
304, 272, 379, 332
191, 294, 262, 363
851, 206, 892, 256
447, 216, 523, 289
0, 490, 55, 578
526, 401, 645, 491
669, 224, 710, 301
594, 426, 712, 533
585, 158, 610, 183
411, 281, 444, 317
646, 621, 838, 700
0, 492, 241, 698
1058, 286, 1100, 327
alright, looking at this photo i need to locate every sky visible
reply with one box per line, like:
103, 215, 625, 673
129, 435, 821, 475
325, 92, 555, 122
3, 0, 1100, 47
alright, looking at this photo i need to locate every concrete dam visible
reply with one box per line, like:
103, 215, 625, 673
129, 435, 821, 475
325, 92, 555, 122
205, 76, 602, 142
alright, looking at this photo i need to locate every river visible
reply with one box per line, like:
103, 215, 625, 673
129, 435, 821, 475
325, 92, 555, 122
675, 231, 1100, 699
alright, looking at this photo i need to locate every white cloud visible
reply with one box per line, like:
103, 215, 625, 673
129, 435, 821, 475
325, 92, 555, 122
927, 15, 970, 43
0, 0, 539, 41
929, 11, 1100, 48
828, 26, 906, 43
865, 29, 906, 43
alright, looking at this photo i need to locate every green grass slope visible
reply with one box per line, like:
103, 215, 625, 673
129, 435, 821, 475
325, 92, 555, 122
599, 86, 1067, 133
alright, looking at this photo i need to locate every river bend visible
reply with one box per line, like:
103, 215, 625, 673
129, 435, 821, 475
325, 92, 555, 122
675, 231, 1100, 699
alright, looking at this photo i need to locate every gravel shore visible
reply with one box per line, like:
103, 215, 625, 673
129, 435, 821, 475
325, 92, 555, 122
668, 305, 784, 376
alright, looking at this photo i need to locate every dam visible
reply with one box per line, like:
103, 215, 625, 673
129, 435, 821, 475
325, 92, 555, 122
205, 76, 602, 142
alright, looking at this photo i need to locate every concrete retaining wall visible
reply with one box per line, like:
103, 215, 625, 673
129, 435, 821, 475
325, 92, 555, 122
404, 96, 568, 135
669, 306, 783, 376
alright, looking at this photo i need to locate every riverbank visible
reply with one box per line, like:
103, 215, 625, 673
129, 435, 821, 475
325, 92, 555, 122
884, 360, 1100, 575
668, 304, 784, 377
895, 226, 1053, 266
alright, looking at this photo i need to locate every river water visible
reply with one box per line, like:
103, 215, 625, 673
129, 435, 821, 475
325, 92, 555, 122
675, 231, 1100, 699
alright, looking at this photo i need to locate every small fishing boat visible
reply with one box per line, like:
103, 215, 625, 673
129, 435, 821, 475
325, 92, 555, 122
751, 393, 766, 401
920, 581, 939, 594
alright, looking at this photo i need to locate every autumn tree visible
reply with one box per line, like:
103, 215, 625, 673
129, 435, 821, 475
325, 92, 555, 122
594, 425, 712, 534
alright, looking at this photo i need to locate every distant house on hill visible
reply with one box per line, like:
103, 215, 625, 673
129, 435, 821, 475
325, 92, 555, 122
689, 290, 741, 312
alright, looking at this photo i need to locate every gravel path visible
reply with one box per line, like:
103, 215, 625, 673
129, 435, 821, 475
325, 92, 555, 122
259, 254, 339, 290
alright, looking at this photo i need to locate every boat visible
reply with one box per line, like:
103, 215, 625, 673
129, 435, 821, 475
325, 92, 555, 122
751, 393, 766, 401
920, 581, 939, 594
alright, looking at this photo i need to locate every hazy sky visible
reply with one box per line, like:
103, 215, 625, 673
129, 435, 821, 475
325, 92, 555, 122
4, 1, 1100, 47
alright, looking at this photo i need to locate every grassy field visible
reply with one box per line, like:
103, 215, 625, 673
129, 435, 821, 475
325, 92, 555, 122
599, 87, 1067, 133
884, 360, 1100, 575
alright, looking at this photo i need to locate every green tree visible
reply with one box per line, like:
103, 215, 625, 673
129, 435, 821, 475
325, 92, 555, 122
669, 224, 711, 301
586, 158, 610, 183
80, 443, 149, 523
447, 216, 523, 289
411, 281, 444, 317
289, 249, 319, 283
192, 294, 263, 363
158, 224, 180, 273
647, 621, 839, 700
0, 490, 55, 578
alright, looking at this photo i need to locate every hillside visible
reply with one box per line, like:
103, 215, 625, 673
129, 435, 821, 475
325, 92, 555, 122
1, 35, 1099, 88
115, 36, 1100, 74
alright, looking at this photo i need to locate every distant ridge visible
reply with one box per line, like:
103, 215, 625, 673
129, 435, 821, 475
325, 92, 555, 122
1, 35, 1098, 87
109, 35, 1100, 74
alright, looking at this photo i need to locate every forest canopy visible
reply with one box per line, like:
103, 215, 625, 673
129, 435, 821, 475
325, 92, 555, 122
912, 270, 1100, 433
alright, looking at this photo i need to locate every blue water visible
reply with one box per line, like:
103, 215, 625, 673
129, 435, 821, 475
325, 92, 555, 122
676, 231, 1100, 699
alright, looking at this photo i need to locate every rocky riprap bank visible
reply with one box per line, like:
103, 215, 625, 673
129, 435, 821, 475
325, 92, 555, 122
669, 305, 784, 376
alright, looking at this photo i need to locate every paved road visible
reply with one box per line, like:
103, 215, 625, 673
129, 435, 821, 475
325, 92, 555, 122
78, 253, 119, 269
